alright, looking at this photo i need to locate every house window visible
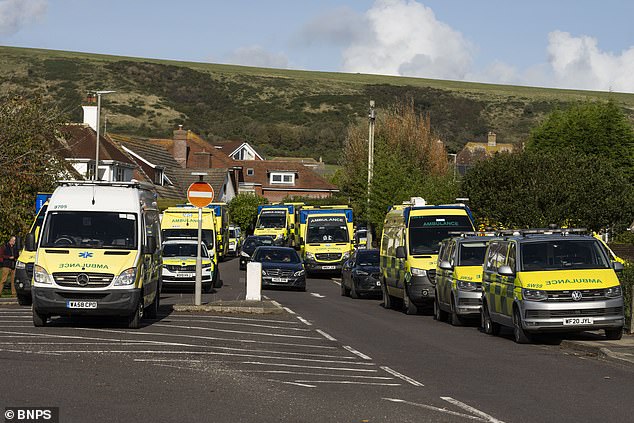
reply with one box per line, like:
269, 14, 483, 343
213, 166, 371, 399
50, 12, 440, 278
270, 172, 294, 185
115, 167, 125, 182
247, 168, 254, 176
154, 169, 164, 186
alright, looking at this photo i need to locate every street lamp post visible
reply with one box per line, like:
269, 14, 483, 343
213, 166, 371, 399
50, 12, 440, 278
90, 90, 115, 181
367, 100, 376, 248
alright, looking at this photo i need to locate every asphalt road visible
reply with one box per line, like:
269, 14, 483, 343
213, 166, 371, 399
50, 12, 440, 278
1, 257, 632, 423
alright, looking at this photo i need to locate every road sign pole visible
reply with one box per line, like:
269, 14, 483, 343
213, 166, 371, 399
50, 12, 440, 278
195, 206, 203, 306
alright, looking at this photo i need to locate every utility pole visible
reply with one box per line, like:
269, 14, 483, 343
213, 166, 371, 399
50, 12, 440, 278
90, 90, 115, 181
367, 100, 376, 248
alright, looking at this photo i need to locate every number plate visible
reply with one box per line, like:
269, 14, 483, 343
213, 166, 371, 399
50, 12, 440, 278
176, 272, 195, 278
321, 266, 336, 270
67, 301, 97, 309
563, 317, 594, 326
271, 277, 288, 283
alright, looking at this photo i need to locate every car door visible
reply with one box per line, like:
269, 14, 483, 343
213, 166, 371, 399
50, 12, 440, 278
499, 242, 517, 324
436, 240, 452, 307
490, 241, 509, 324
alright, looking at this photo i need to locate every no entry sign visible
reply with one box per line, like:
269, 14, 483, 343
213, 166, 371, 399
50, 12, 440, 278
187, 181, 214, 208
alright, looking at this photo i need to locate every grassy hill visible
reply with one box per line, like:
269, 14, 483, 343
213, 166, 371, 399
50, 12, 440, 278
1, 45, 633, 164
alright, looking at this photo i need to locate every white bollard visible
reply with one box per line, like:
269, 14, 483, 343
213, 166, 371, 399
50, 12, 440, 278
246, 261, 262, 301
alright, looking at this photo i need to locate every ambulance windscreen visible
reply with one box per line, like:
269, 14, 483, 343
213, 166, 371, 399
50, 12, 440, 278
41, 211, 137, 249
408, 215, 473, 255
520, 240, 610, 271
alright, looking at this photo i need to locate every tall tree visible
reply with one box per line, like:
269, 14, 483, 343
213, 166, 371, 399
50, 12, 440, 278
228, 194, 268, 236
0, 96, 67, 241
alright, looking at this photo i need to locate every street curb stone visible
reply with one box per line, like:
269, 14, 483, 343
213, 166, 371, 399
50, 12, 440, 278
172, 299, 284, 314
560, 339, 634, 367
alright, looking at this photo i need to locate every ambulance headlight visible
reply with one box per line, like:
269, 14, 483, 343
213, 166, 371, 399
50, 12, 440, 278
203, 263, 212, 270
411, 267, 427, 276
305, 252, 315, 261
16, 261, 26, 270
457, 281, 478, 291
34, 265, 53, 285
522, 288, 547, 301
113, 268, 137, 286
605, 286, 622, 298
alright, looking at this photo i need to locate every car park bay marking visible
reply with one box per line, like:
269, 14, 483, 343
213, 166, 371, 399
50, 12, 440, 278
382, 398, 484, 421
153, 323, 322, 340
294, 380, 401, 386
310, 293, 325, 298
157, 318, 312, 332
440, 397, 506, 423
283, 307, 296, 314
316, 329, 337, 341
250, 370, 393, 380
269, 379, 316, 388
164, 314, 302, 325
331, 278, 342, 286
243, 361, 378, 373
296, 316, 312, 326
380, 366, 424, 387
343, 345, 372, 360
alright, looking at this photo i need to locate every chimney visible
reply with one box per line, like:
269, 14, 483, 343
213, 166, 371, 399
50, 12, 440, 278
173, 125, 188, 168
487, 132, 497, 147
82, 96, 98, 130
192, 151, 212, 168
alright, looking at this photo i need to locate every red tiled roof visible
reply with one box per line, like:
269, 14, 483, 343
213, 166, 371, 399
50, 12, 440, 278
57, 124, 136, 166
238, 160, 336, 191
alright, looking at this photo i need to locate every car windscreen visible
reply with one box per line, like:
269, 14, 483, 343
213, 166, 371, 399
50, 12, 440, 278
408, 215, 473, 255
520, 239, 610, 271
41, 211, 137, 249
458, 242, 488, 266
257, 211, 286, 228
356, 251, 379, 266
243, 237, 274, 253
162, 243, 202, 257
162, 229, 214, 248
307, 216, 348, 243
254, 248, 300, 263
229, 229, 237, 238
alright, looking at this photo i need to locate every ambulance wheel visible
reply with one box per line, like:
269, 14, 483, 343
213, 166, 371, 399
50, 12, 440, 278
481, 302, 500, 336
605, 327, 623, 340
513, 307, 532, 344
32, 309, 48, 327
18, 294, 32, 306
381, 280, 394, 309
403, 287, 418, 315
203, 282, 213, 293
434, 295, 448, 322
145, 291, 159, 319
213, 269, 223, 288
128, 299, 143, 329
450, 296, 463, 326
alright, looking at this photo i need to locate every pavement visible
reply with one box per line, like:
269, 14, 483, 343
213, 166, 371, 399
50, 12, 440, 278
559, 331, 634, 367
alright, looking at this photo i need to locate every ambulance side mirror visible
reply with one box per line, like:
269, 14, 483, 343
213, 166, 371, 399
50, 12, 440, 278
290, 224, 295, 230
613, 262, 624, 272
395, 246, 407, 259
439, 260, 453, 271
498, 265, 515, 276
25, 234, 36, 252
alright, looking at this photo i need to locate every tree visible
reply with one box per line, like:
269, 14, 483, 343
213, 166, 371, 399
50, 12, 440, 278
527, 100, 634, 178
0, 96, 67, 242
462, 149, 634, 231
228, 194, 268, 235
339, 99, 458, 232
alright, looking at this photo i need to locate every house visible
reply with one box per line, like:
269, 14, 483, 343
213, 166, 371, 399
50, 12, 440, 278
456, 132, 516, 175
214, 139, 263, 161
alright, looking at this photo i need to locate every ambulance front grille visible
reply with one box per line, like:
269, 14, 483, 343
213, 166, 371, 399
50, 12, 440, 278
53, 272, 113, 288
165, 265, 196, 272
546, 289, 608, 302
315, 253, 341, 261
525, 306, 623, 319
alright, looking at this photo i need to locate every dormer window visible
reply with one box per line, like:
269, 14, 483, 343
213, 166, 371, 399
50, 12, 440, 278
270, 172, 295, 185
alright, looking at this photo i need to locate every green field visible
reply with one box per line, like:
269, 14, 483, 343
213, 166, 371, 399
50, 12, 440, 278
1, 45, 633, 163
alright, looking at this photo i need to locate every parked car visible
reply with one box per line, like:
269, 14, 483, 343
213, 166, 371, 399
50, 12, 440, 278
341, 249, 381, 298
239, 235, 275, 270
252, 246, 306, 291
162, 239, 215, 292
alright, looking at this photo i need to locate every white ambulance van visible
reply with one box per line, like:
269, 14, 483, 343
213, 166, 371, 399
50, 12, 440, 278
29, 181, 162, 328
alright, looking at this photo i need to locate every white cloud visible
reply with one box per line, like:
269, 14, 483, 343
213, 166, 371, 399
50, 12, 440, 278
340, 0, 473, 80
224, 45, 289, 69
295, 6, 366, 47
0, 0, 47, 36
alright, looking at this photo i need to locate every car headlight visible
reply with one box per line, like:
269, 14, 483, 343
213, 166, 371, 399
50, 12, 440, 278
457, 280, 478, 291
411, 267, 427, 276
605, 285, 622, 298
34, 265, 53, 285
294, 269, 305, 277
306, 252, 315, 261
262, 269, 267, 276
113, 267, 137, 286
522, 288, 547, 301
240, 251, 250, 258
15, 261, 26, 270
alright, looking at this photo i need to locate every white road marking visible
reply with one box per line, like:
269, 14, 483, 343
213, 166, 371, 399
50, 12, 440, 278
331, 278, 341, 286
165, 314, 301, 325
316, 329, 336, 341
441, 397, 506, 423
154, 323, 322, 340
296, 316, 312, 326
243, 361, 378, 373
383, 398, 483, 421
0, 348, 62, 356
283, 307, 296, 314
157, 318, 311, 332
269, 379, 316, 388
134, 359, 202, 363
380, 366, 424, 387
310, 293, 325, 298
343, 345, 372, 360
249, 370, 393, 380
295, 380, 401, 386
262, 295, 270, 300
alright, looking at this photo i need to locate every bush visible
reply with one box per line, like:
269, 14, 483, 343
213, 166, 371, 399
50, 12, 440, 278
619, 262, 634, 332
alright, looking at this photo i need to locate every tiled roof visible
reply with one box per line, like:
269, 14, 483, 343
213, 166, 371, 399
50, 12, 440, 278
169, 167, 229, 201
57, 124, 136, 165
238, 160, 336, 191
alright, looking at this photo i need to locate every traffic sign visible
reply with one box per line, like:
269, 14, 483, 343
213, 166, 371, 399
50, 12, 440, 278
187, 181, 214, 208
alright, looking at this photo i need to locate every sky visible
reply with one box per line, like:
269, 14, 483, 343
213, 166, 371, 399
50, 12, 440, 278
1, 0, 634, 93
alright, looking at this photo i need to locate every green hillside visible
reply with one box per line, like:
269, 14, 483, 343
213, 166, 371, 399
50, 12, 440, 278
1, 45, 633, 163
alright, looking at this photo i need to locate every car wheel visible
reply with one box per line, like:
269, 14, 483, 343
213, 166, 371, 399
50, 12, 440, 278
434, 294, 448, 322
481, 302, 500, 336
203, 282, 213, 293
32, 309, 47, 327
350, 280, 359, 299
381, 280, 394, 309
605, 327, 623, 340
17, 294, 31, 306
403, 286, 418, 315
450, 295, 463, 326
127, 299, 144, 329
513, 307, 532, 344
